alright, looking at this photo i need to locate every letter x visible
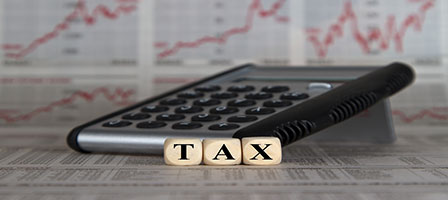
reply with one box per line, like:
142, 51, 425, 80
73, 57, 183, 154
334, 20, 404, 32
249, 144, 272, 160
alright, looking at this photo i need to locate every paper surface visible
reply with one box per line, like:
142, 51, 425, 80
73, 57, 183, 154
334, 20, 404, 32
0, 126, 448, 199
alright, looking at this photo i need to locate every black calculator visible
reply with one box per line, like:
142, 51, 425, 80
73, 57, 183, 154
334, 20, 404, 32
67, 63, 414, 155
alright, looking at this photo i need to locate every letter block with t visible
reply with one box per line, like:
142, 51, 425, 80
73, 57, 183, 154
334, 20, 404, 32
242, 137, 282, 165
203, 138, 241, 165
164, 138, 202, 166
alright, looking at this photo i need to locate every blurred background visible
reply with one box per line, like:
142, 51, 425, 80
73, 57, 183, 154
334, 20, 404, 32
0, 0, 446, 132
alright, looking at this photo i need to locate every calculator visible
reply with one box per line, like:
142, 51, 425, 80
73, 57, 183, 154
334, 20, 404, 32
67, 63, 414, 155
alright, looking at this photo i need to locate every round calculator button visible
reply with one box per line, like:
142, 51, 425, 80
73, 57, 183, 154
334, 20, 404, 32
227, 115, 258, 123
263, 100, 292, 107
245, 107, 276, 115
141, 105, 169, 113
210, 106, 239, 114
193, 98, 221, 106
209, 123, 240, 130
261, 85, 290, 93
156, 114, 186, 121
102, 120, 132, 128
227, 99, 256, 107
175, 105, 204, 114
280, 92, 309, 100
191, 114, 221, 122
177, 91, 204, 99
172, 122, 203, 130
245, 92, 273, 100
195, 85, 221, 92
160, 98, 187, 106
211, 92, 238, 99
227, 85, 255, 92
136, 121, 167, 129
122, 112, 151, 120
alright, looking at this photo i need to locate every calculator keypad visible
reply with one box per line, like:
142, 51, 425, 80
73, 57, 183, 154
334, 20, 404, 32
156, 114, 186, 121
191, 114, 221, 122
210, 106, 239, 114
136, 121, 167, 129
102, 84, 310, 132
122, 112, 151, 120
103, 120, 132, 127
211, 92, 238, 99
227, 99, 256, 107
172, 122, 203, 129
263, 100, 292, 108
141, 105, 169, 113
174, 105, 204, 114
209, 123, 240, 130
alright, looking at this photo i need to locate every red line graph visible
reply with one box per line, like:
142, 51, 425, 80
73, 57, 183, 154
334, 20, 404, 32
392, 107, 448, 124
2, 0, 138, 59
306, 0, 435, 57
0, 87, 135, 123
156, 0, 288, 59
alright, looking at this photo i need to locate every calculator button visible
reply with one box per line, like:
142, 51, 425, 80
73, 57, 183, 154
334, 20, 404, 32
122, 112, 151, 120
160, 98, 187, 106
193, 98, 221, 106
177, 91, 204, 99
280, 92, 309, 100
156, 114, 186, 121
211, 92, 238, 99
141, 105, 169, 113
246, 107, 276, 115
209, 123, 240, 130
192, 114, 221, 122
228, 99, 256, 107
227, 85, 255, 92
175, 105, 204, 114
195, 85, 221, 92
172, 122, 203, 130
136, 121, 167, 129
102, 120, 132, 128
210, 106, 239, 114
245, 92, 273, 100
227, 115, 258, 123
307, 82, 333, 91
263, 100, 292, 107
261, 85, 290, 93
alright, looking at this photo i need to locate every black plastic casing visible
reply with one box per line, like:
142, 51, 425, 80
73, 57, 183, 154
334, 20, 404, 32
234, 62, 415, 145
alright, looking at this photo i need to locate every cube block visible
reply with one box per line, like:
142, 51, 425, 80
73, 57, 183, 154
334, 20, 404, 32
163, 137, 282, 166
164, 138, 202, 166
203, 138, 241, 165
242, 137, 282, 165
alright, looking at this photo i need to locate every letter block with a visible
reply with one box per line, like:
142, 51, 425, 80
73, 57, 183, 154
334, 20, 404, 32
203, 138, 241, 165
242, 137, 282, 165
164, 138, 202, 166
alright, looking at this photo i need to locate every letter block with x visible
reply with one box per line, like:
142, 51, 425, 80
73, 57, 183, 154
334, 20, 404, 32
242, 137, 282, 165
164, 138, 203, 166
203, 138, 242, 165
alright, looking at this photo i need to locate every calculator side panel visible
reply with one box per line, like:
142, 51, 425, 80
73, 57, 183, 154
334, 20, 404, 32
67, 64, 254, 153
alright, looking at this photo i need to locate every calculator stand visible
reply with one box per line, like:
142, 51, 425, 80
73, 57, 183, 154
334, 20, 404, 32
304, 99, 396, 143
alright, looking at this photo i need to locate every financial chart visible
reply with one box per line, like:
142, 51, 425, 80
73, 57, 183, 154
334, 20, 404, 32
0, 77, 137, 127
0, 0, 447, 128
304, 0, 442, 66
154, 0, 290, 66
1, 0, 138, 66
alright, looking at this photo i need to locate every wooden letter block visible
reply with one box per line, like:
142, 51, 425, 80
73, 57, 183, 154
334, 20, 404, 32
242, 137, 282, 165
164, 138, 202, 166
203, 138, 241, 165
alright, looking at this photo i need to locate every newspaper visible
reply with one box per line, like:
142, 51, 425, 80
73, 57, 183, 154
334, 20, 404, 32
0, 125, 447, 200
